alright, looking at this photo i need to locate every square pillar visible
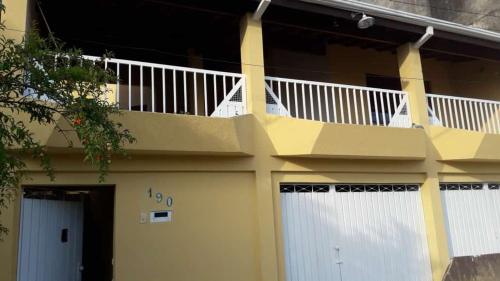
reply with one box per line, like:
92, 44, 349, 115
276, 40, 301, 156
397, 43, 430, 127
2, 0, 29, 41
240, 13, 266, 119
398, 43, 450, 281
420, 175, 451, 281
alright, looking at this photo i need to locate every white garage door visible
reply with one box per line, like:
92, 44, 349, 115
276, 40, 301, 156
440, 183, 500, 257
280, 184, 432, 281
17, 198, 84, 281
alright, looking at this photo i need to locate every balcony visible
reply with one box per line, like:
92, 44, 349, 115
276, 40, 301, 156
427, 94, 500, 134
263, 77, 425, 160
265, 76, 412, 128
426, 94, 500, 162
84, 56, 246, 118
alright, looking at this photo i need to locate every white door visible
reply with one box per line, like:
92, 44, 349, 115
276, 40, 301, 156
18, 198, 84, 281
440, 183, 500, 257
280, 184, 432, 281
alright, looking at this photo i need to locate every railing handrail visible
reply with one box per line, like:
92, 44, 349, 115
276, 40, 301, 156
427, 93, 500, 106
265, 76, 407, 95
83, 55, 245, 78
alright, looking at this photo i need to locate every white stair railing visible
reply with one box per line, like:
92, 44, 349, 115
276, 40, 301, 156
427, 94, 500, 134
83, 56, 246, 118
265, 76, 412, 128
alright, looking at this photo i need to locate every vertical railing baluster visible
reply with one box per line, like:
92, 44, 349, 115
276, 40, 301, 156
489, 103, 497, 134
286, 82, 291, 117
353, 88, 359, 125
294, 83, 299, 118
442, 98, 449, 128
317, 85, 323, 122
128, 64, 132, 111
194, 72, 198, 116
429, 96, 436, 124
448, 98, 456, 128
151, 67, 155, 112
495, 104, 500, 134
366, 89, 372, 125
360, 89, 366, 125
302, 84, 306, 119
374, 91, 380, 126
486, 103, 494, 133
464, 100, 471, 130
385, 92, 392, 126
183, 71, 187, 113
309, 84, 314, 120
173, 70, 177, 114
452, 99, 459, 129
162, 68, 166, 113
391, 93, 397, 127
223, 75, 227, 98
339, 87, 344, 124
204, 73, 208, 116
479, 102, 487, 132
213, 74, 217, 114
380, 91, 387, 126
473, 101, 480, 132
140, 65, 144, 112
332, 86, 337, 123
116, 63, 120, 106
436, 97, 443, 127
324, 86, 330, 123
458, 99, 465, 130
346, 88, 352, 124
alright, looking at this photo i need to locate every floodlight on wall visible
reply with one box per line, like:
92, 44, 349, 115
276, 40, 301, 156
357, 13, 375, 29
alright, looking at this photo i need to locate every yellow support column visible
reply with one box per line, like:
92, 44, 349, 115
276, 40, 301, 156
1, 2, 29, 281
240, 13, 267, 118
2, 0, 29, 41
240, 13, 279, 281
397, 43, 429, 127
397, 43, 450, 281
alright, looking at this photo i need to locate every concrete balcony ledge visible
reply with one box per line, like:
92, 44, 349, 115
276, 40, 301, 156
430, 126, 500, 162
265, 115, 426, 160
26, 111, 254, 156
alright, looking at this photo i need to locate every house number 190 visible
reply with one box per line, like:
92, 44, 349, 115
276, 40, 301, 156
147, 188, 173, 207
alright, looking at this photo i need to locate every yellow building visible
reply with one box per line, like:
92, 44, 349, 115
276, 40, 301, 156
3, 0, 500, 281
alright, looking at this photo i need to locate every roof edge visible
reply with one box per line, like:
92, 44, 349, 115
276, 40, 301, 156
301, 0, 500, 43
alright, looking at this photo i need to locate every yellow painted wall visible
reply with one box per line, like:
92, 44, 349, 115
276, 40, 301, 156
1, 1, 28, 281
422, 57, 500, 101
327, 44, 400, 86
4, 5, 500, 281
265, 48, 333, 82
264, 44, 400, 87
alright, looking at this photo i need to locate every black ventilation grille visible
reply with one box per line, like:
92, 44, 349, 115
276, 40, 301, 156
440, 183, 500, 191
280, 184, 420, 193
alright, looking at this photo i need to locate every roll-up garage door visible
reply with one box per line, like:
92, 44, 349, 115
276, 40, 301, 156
280, 183, 432, 281
440, 183, 500, 257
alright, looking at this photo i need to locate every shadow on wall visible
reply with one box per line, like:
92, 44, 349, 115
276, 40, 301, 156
443, 254, 500, 281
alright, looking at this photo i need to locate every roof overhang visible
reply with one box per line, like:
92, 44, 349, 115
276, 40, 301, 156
301, 0, 500, 44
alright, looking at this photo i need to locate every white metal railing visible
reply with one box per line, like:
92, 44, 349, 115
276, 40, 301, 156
427, 94, 500, 134
83, 56, 246, 118
265, 76, 412, 128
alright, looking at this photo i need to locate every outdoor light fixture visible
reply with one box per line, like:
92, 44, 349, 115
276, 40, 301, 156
357, 13, 375, 29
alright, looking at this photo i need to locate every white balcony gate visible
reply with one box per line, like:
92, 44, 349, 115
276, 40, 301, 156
84, 56, 246, 118
265, 76, 412, 128
427, 94, 500, 134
